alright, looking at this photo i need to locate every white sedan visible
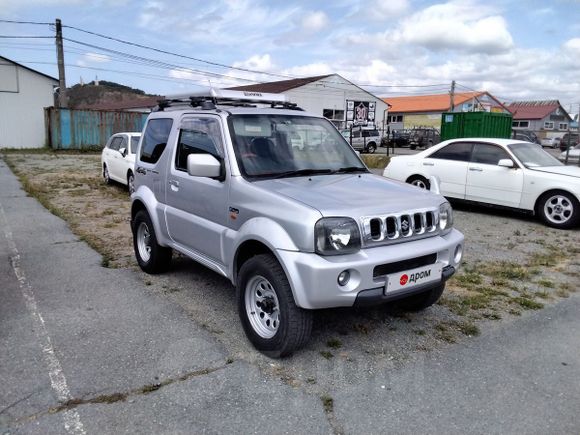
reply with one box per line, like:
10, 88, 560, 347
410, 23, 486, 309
383, 138, 580, 229
101, 132, 141, 193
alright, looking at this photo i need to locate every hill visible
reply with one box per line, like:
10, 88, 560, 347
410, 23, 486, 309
67, 80, 160, 110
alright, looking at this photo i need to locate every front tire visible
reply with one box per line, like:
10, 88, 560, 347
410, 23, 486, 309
132, 210, 172, 273
237, 254, 313, 358
407, 175, 430, 190
537, 191, 579, 229
103, 165, 112, 185
397, 283, 445, 312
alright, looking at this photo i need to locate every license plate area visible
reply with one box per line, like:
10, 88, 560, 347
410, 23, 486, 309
385, 263, 443, 293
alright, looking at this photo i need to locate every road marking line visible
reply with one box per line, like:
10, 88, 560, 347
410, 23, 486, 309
0, 202, 86, 435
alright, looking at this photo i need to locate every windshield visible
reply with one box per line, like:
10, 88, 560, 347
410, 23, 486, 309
508, 142, 562, 168
228, 115, 367, 179
130, 136, 140, 154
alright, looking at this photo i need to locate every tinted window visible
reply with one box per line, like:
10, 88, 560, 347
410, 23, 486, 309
108, 136, 123, 151
175, 118, 224, 172
430, 142, 473, 162
140, 118, 173, 164
130, 136, 140, 154
471, 143, 510, 165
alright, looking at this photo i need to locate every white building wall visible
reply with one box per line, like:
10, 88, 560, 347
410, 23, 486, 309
0, 60, 57, 148
284, 75, 389, 130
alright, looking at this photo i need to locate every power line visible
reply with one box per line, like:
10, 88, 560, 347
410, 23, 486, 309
0, 35, 54, 39
0, 19, 53, 25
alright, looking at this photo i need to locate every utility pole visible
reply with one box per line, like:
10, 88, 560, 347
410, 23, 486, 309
449, 80, 456, 112
55, 18, 68, 108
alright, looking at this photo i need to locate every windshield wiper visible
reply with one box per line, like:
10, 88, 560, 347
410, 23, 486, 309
329, 166, 368, 174
251, 168, 334, 179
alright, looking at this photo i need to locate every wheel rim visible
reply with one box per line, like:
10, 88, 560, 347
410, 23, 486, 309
411, 179, 428, 189
128, 174, 135, 194
136, 222, 152, 262
244, 275, 280, 339
543, 194, 573, 224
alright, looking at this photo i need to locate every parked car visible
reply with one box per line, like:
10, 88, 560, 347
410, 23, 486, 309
559, 133, 580, 151
408, 127, 440, 150
512, 129, 541, 145
382, 129, 411, 147
541, 137, 561, 149
559, 144, 580, 164
101, 132, 141, 193
383, 138, 580, 229
131, 88, 464, 357
341, 127, 380, 153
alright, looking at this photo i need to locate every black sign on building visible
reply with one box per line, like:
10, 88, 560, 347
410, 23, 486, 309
345, 100, 376, 128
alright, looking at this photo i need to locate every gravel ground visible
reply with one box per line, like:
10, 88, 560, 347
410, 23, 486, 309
3, 152, 579, 395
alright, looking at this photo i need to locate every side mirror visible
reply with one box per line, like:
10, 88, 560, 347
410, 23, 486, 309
187, 153, 222, 178
498, 159, 514, 168
119, 147, 127, 157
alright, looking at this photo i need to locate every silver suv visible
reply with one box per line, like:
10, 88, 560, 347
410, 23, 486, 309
131, 89, 464, 357
341, 127, 380, 153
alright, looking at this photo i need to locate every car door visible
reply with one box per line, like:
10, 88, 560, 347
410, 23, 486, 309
165, 115, 229, 265
466, 143, 524, 207
105, 136, 123, 182
421, 142, 473, 199
110, 135, 128, 182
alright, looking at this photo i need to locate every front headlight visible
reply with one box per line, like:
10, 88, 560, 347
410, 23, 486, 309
439, 202, 454, 233
315, 217, 361, 256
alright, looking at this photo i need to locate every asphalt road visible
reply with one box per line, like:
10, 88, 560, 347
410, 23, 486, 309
1, 158, 579, 434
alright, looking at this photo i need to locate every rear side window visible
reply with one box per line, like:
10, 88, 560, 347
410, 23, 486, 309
108, 136, 123, 151
471, 143, 510, 165
140, 118, 173, 164
430, 142, 473, 162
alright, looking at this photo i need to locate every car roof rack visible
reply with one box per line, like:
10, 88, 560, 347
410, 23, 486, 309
155, 88, 303, 111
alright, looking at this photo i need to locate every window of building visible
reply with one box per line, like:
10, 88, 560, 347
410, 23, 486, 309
323, 109, 345, 121
512, 121, 529, 128
559, 123, 568, 130
389, 115, 403, 123
544, 121, 554, 130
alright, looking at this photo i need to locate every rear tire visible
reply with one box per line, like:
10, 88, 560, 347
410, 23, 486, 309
366, 142, 377, 154
407, 175, 430, 190
237, 253, 313, 358
397, 283, 445, 312
127, 171, 135, 194
132, 210, 172, 273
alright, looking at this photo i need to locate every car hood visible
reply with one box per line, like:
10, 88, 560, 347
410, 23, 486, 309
254, 173, 445, 217
529, 165, 580, 178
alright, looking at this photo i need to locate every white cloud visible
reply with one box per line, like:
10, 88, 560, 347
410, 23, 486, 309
564, 38, 580, 52
84, 53, 111, 63
233, 54, 275, 71
395, 1, 514, 54
301, 11, 329, 33
372, 0, 409, 18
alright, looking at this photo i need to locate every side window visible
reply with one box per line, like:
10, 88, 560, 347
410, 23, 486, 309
471, 143, 510, 165
130, 136, 140, 154
109, 137, 122, 151
430, 142, 473, 162
175, 117, 224, 172
119, 136, 128, 151
140, 118, 173, 164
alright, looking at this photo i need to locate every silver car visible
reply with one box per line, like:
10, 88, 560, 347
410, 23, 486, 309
130, 89, 464, 357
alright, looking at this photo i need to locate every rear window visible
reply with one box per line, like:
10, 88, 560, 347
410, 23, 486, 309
140, 119, 173, 164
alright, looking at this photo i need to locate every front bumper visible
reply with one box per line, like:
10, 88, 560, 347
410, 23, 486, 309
277, 228, 464, 309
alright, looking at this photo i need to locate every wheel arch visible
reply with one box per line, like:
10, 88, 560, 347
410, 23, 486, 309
533, 188, 580, 215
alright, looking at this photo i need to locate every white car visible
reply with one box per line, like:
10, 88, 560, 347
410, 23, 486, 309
383, 138, 580, 229
101, 132, 141, 193
541, 137, 561, 148
559, 144, 580, 165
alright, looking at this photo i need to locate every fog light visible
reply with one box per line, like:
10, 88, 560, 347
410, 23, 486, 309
338, 270, 350, 286
454, 244, 463, 264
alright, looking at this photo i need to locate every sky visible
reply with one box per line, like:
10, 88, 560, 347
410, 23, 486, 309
1, 0, 580, 109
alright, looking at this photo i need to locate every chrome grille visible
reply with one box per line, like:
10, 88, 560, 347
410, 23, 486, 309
362, 209, 439, 246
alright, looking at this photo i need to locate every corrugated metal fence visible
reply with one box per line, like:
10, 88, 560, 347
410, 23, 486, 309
45, 107, 148, 150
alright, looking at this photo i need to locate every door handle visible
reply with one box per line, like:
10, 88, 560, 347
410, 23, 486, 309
169, 180, 179, 187
469, 167, 483, 172
136, 166, 147, 175
422, 162, 434, 166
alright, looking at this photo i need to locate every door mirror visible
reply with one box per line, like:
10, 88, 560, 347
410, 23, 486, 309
119, 147, 127, 157
187, 153, 222, 178
498, 159, 514, 168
